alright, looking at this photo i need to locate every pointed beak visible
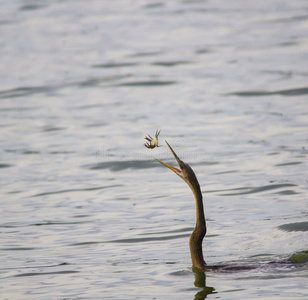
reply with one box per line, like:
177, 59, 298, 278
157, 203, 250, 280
154, 140, 183, 177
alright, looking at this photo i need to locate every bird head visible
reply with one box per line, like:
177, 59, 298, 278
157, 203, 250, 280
155, 141, 198, 188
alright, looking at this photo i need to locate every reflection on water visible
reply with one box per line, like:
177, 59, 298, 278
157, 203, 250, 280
1, 0, 308, 298
193, 268, 216, 300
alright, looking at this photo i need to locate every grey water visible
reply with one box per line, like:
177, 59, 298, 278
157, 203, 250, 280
1, 0, 308, 299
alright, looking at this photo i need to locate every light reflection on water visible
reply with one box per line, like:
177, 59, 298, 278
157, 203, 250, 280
1, 0, 308, 299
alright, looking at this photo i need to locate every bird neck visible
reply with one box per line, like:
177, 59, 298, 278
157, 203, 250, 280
192, 181, 205, 226
188, 180, 207, 270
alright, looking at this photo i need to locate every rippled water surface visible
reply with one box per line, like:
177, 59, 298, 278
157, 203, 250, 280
1, 0, 308, 299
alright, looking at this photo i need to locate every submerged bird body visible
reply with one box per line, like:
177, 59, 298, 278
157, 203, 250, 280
155, 141, 207, 270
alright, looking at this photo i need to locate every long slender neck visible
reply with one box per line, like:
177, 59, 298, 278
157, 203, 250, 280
188, 180, 207, 270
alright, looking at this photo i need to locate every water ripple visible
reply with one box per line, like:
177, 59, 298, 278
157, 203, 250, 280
276, 162, 302, 167
0, 86, 52, 99
78, 75, 132, 87
70, 233, 191, 246
151, 60, 191, 67
87, 160, 156, 171
139, 227, 194, 236
20, 4, 46, 11
0, 247, 38, 251
92, 62, 138, 68
114, 80, 177, 87
205, 183, 297, 196
0, 163, 13, 168
70, 233, 218, 246
108, 233, 191, 243
14, 270, 79, 277
0, 221, 90, 228
227, 86, 308, 97
33, 185, 121, 197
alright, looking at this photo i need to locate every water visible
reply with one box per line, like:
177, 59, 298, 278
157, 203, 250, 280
1, 0, 308, 299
